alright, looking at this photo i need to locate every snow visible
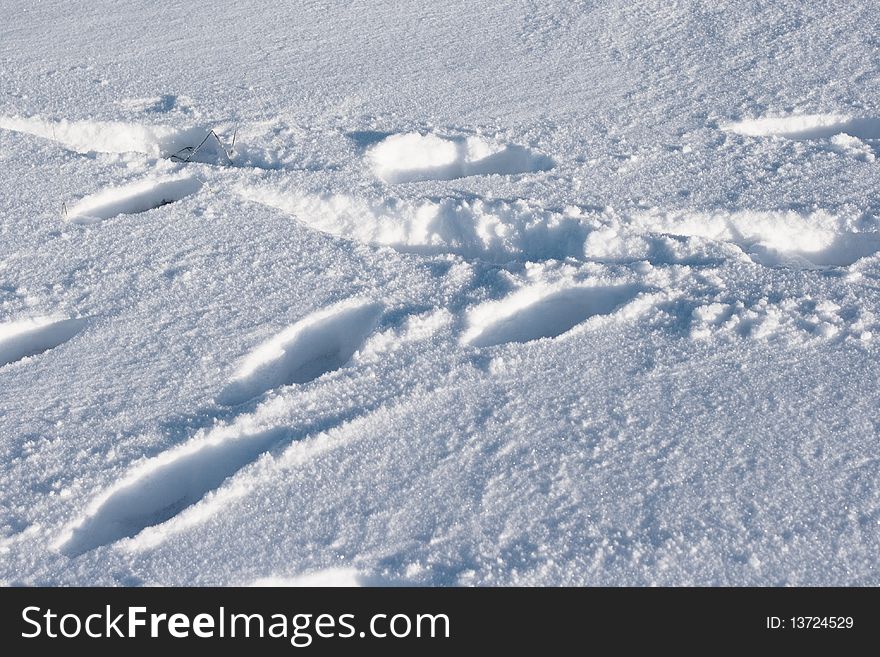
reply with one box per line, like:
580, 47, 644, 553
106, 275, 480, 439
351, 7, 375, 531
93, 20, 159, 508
251, 568, 399, 587
725, 114, 880, 141
235, 186, 597, 262
66, 175, 204, 224
461, 283, 644, 347
1, 0, 880, 586
217, 299, 384, 406
0, 116, 209, 157
0, 317, 87, 367
367, 132, 554, 183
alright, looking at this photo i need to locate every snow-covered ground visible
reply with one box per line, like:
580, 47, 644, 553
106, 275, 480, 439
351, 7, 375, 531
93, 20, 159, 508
1, 0, 879, 586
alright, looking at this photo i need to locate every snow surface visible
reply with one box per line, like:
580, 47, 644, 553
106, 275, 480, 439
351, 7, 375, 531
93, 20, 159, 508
1, 0, 880, 586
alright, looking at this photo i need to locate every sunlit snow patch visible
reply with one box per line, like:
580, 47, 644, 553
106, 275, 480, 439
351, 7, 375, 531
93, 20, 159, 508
56, 421, 290, 556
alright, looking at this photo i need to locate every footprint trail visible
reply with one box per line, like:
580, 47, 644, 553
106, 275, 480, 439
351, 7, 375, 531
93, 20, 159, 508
57, 300, 386, 556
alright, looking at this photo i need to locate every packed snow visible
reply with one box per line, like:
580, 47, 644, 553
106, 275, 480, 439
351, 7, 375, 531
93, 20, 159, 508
1, 0, 879, 586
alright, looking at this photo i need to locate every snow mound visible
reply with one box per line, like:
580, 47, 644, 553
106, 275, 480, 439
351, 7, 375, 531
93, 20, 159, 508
689, 297, 873, 343
240, 188, 880, 270
367, 132, 554, 183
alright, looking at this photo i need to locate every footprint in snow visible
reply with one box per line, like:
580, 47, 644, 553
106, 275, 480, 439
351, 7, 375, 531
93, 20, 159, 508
56, 299, 385, 557
65, 175, 203, 224
0, 316, 86, 367
461, 284, 643, 348
366, 131, 555, 183
217, 299, 384, 406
